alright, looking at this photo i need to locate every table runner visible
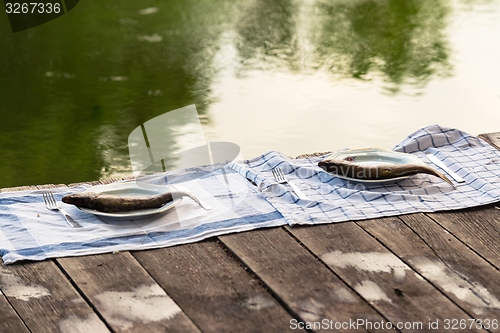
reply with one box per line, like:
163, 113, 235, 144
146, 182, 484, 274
1, 124, 499, 264
229, 125, 500, 225
0, 166, 287, 264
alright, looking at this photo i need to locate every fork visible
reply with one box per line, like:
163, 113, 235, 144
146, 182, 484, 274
42, 191, 82, 228
272, 167, 309, 200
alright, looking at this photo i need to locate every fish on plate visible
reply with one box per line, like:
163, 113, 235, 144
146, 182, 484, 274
318, 157, 454, 187
62, 190, 190, 213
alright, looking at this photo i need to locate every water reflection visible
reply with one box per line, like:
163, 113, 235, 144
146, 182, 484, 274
236, 0, 300, 71
0, 1, 228, 187
318, 0, 452, 93
235, 0, 452, 93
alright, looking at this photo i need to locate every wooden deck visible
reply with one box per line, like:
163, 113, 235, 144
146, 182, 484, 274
1, 133, 500, 333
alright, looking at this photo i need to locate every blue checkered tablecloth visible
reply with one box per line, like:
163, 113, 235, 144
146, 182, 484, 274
229, 125, 500, 225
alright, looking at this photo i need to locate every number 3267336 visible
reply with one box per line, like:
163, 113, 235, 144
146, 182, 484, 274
5, 2, 61, 14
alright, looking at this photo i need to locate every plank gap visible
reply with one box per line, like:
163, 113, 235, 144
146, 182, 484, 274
53, 259, 116, 333
129, 251, 206, 333
357, 216, 494, 324
423, 210, 500, 272
215, 234, 316, 333
283, 222, 401, 332
0, 290, 31, 333
285, 223, 400, 328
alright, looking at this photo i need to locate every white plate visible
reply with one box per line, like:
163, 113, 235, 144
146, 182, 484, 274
325, 148, 425, 184
77, 182, 182, 220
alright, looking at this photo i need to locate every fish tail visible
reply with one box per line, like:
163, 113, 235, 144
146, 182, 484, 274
425, 167, 455, 188
441, 174, 457, 190
440, 174, 456, 189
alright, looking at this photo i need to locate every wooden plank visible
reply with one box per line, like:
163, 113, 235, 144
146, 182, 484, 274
133, 239, 305, 333
0, 292, 30, 333
58, 251, 201, 333
219, 228, 395, 333
426, 205, 500, 269
359, 214, 500, 329
479, 132, 500, 151
287, 221, 484, 332
0, 184, 109, 332
0, 260, 110, 333
0, 186, 39, 193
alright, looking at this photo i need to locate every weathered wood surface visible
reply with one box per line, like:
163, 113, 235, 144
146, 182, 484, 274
427, 206, 500, 268
0, 132, 500, 333
288, 221, 486, 332
0, 291, 30, 333
0, 260, 109, 333
479, 132, 500, 151
133, 240, 303, 333
58, 252, 201, 333
360, 214, 500, 325
220, 228, 389, 332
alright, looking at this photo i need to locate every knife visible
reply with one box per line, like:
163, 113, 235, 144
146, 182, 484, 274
426, 154, 465, 183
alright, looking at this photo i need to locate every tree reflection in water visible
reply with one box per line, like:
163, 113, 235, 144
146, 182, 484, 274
235, 0, 452, 93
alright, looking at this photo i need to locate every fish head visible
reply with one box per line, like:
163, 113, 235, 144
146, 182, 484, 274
61, 192, 96, 207
61, 193, 81, 205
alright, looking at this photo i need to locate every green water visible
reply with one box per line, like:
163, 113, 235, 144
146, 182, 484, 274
1, 0, 500, 188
